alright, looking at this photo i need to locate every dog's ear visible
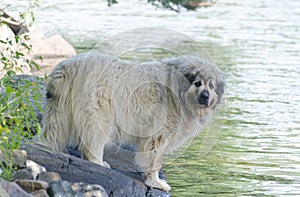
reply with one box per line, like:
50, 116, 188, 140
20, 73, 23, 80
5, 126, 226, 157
184, 72, 196, 84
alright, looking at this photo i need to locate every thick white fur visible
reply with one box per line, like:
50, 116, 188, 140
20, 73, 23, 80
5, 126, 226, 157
40, 52, 224, 191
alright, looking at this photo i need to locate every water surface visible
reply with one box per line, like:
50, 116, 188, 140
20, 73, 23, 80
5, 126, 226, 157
6, 0, 300, 196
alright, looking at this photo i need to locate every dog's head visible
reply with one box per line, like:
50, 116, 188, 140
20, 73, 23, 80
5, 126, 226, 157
162, 55, 225, 117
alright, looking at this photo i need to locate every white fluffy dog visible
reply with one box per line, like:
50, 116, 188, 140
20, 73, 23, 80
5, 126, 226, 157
40, 52, 225, 191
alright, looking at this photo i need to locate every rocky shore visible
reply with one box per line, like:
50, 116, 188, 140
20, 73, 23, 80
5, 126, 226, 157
0, 147, 108, 197
0, 139, 170, 197
0, 76, 171, 197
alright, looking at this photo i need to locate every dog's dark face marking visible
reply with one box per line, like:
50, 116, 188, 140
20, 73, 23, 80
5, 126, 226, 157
184, 73, 197, 84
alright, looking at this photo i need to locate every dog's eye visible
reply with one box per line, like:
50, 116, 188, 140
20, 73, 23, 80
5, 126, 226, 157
194, 81, 202, 87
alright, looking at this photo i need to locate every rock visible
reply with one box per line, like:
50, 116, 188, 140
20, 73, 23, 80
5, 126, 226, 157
13, 169, 34, 180
0, 24, 15, 40
11, 150, 28, 168
0, 182, 10, 197
15, 179, 49, 193
47, 180, 109, 197
30, 33, 76, 58
26, 160, 47, 180
31, 189, 49, 197
0, 149, 27, 169
27, 27, 77, 76
21, 142, 170, 197
48, 180, 74, 197
0, 25, 76, 78
38, 173, 108, 196
37, 172, 61, 184
70, 182, 108, 197
0, 178, 33, 197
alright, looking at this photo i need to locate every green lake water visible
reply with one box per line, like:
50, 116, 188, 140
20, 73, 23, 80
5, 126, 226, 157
6, 0, 300, 196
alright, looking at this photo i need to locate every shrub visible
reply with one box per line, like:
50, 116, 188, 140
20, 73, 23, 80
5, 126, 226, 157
0, 0, 42, 180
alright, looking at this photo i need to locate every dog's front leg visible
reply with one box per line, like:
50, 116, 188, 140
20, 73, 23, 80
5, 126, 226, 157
136, 139, 171, 191
83, 143, 110, 168
144, 151, 171, 192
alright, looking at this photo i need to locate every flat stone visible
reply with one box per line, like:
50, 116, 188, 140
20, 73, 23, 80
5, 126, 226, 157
15, 179, 49, 193
37, 172, 61, 183
26, 160, 46, 180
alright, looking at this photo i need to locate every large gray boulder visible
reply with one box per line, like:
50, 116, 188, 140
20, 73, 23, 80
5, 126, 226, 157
28, 27, 76, 75
0, 25, 76, 77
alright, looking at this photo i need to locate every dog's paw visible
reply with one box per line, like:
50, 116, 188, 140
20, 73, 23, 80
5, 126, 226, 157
101, 161, 111, 168
90, 159, 111, 169
145, 178, 171, 191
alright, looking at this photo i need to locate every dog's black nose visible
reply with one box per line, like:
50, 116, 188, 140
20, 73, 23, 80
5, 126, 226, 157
198, 90, 210, 106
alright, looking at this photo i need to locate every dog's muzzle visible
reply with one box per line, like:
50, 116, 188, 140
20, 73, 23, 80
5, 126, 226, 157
198, 90, 210, 106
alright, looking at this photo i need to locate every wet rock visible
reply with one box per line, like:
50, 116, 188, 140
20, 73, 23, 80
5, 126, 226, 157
37, 172, 62, 184
26, 160, 46, 180
15, 179, 49, 193
0, 178, 33, 197
0, 149, 27, 169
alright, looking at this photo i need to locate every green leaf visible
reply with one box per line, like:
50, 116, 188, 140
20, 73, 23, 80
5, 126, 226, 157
5, 86, 14, 94
7, 40, 13, 46
21, 42, 31, 51
14, 36, 20, 43
30, 61, 40, 70
15, 52, 25, 58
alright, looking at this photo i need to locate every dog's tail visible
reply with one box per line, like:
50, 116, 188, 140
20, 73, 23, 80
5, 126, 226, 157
37, 59, 75, 152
